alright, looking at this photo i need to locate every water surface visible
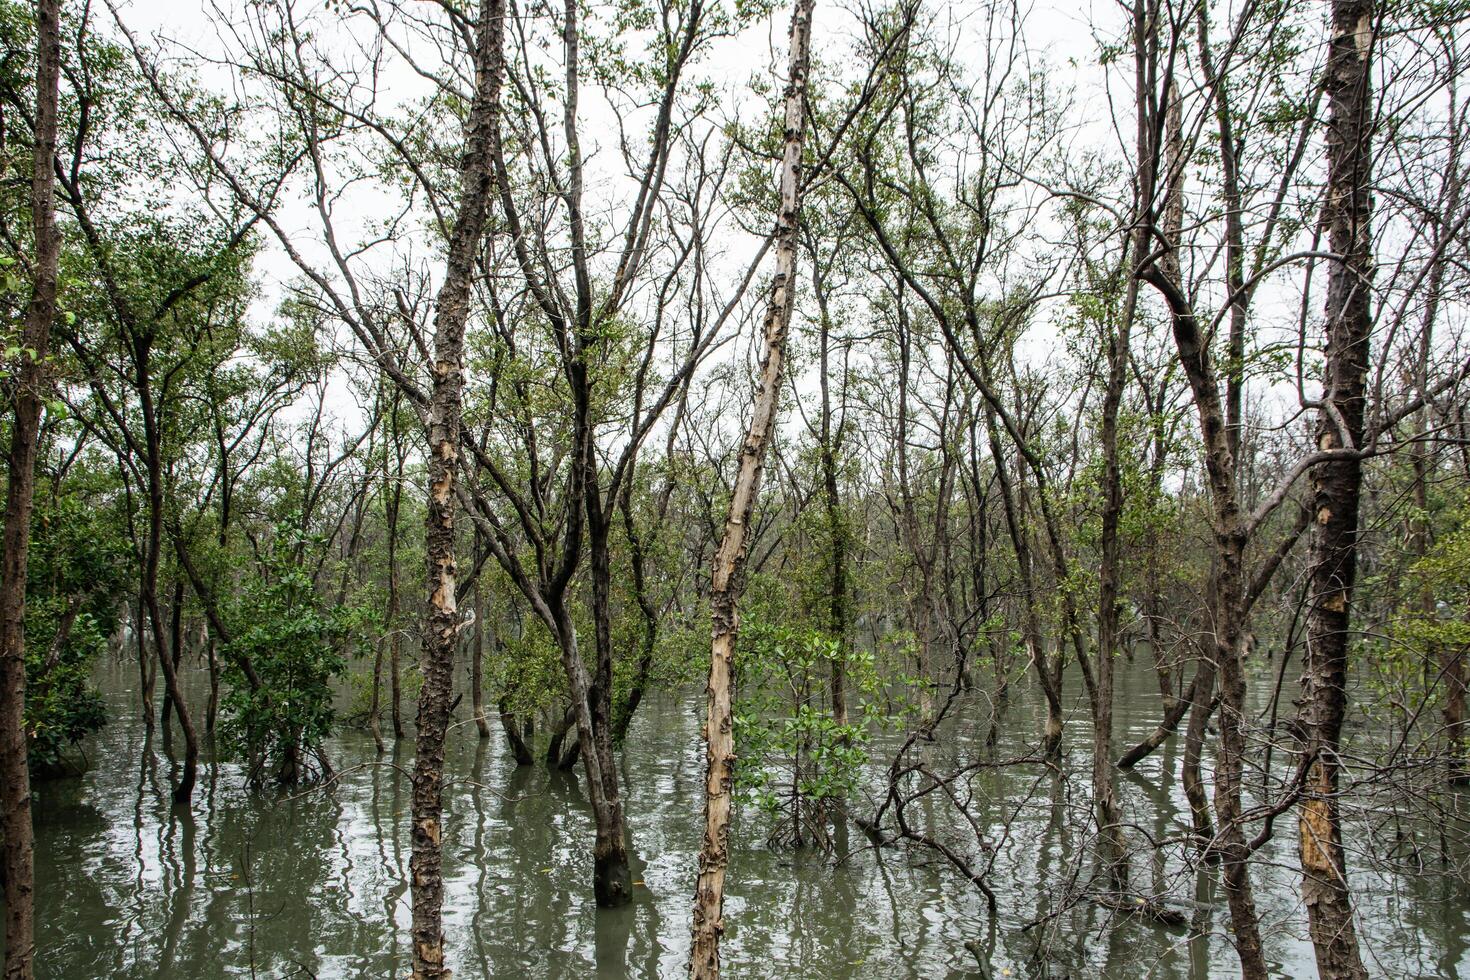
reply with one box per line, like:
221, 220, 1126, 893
28, 657, 1470, 978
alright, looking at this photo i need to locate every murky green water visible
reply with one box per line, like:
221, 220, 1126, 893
25, 657, 1470, 978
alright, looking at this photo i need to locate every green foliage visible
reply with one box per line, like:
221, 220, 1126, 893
732, 621, 887, 849
491, 612, 565, 716
1384, 498, 1470, 663
23, 478, 130, 773
221, 524, 373, 785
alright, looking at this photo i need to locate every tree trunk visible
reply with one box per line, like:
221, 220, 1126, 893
160, 580, 184, 737
689, 0, 815, 971
1211, 533, 1268, 978
815, 279, 848, 728
1402, 66, 1464, 785
1092, 245, 1133, 892
584, 494, 621, 813
1296, 3, 1374, 976
0, 0, 62, 970
143, 486, 196, 805
613, 391, 687, 742
546, 704, 575, 769
497, 697, 534, 766
387, 432, 405, 742
613, 468, 660, 743
137, 358, 197, 806
551, 601, 632, 906
370, 632, 386, 754
1446, 650, 1468, 783
1136, 17, 1266, 969
205, 633, 219, 737
409, 0, 502, 973
471, 543, 490, 739
135, 597, 155, 733
983, 404, 1059, 759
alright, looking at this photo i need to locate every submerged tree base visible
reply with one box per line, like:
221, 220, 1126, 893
594, 849, 633, 907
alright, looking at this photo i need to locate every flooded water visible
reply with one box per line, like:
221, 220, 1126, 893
27, 655, 1470, 978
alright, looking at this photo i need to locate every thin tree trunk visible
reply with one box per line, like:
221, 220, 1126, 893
373, 385, 398, 751
1181, 659, 1217, 840
471, 553, 490, 739
1296, 3, 1374, 976
160, 579, 184, 737
613, 485, 659, 743
136, 597, 155, 733
613, 391, 689, 744
1118, 672, 1200, 768
1211, 536, 1267, 977
1445, 648, 1468, 783
612, 398, 690, 743
370, 633, 386, 755
1141, 373, 1176, 713
205, 632, 219, 736
1136, 17, 1266, 970
892, 302, 936, 722
984, 403, 1059, 758
689, 0, 815, 971
549, 601, 630, 904
143, 565, 194, 799
583, 499, 624, 837
132, 343, 198, 806
387, 429, 405, 741
498, 694, 533, 766
408, 0, 502, 973
545, 706, 570, 767
815, 275, 848, 728
1404, 80, 1465, 784
1093, 236, 1134, 893
0, 0, 62, 970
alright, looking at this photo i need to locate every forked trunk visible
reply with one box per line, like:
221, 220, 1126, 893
550, 606, 632, 907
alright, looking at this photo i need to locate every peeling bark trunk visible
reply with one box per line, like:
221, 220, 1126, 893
689, 0, 815, 972
0, 0, 62, 971
409, 0, 502, 973
1296, 3, 1374, 976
